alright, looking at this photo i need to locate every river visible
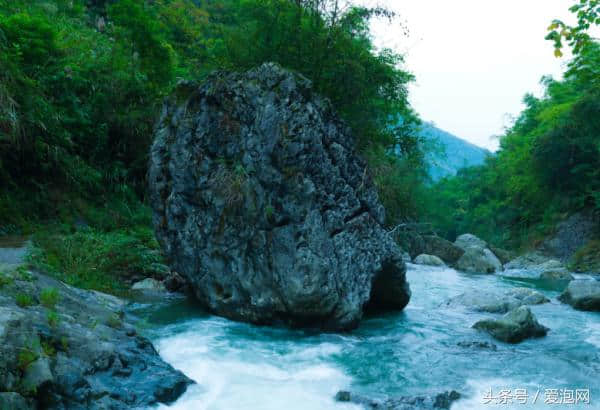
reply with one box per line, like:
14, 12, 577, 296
132, 264, 600, 409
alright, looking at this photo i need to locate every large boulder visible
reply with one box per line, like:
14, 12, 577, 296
473, 306, 549, 343
454, 234, 487, 250
414, 254, 446, 267
456, 247, 503, 273
558, 280, 600, 311
422, 235, 464, 265
148, 63, 410, 330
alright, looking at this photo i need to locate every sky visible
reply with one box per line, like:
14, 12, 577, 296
357, 0, 576, 151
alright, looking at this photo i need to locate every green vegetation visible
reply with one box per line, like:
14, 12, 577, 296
47, 310, 61, 328
0, 0, 428, 295
40, 287, 60, 308
15, 292, 36, 308
0, 270, 13, 287
424, 2, 600, 249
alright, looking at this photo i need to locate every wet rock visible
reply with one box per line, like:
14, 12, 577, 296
456, 340, 497, 350
473, 306, 549, 343
148, 63, 410, 330
558, 280, 600, 311
421, 235, 464, 265
0, 271, 192, 409
454, 234, 487, 251
456, 247, 503, 274
488, 245, 514, 265
414, 254, 446, 267
131, 278, 167, 292
335, 390, 461, 409
539, 270, 574, 282
446, 288, 549, 313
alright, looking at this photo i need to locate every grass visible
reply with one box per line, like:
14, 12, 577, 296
15, 292, 35, 308
47, 310, 60, 328
40, 287, 60, 308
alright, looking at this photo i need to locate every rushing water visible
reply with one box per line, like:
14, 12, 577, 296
134, 264, 600, 409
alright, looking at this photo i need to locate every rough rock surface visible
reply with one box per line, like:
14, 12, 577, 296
558, 280, 600, 311
473, 306, 549, 343
539, 270, 574, 282
335, 390, 461, 410
0, 268, 192, 409
539, 210, 598, 261
414, 254, 446, 267
421, 235, 464, 265
131, 277, 167, 292
148, 63, 410, 330
454, 234, 487, 251
504, 252, 559, 270
446, 288, 549, 314
456, 247, 503, 274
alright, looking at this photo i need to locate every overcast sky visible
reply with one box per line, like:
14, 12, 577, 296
357, 0, 576, 151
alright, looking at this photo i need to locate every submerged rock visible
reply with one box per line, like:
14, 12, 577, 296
0, 270, 192, 409
456, 247, 503, 274
335, 390, 461, 409
454, 234, 487, 251
558, 280, 600, 311
148, 63, 410, 330
414, 254, 446, 267
446, 288, 549, 313
456, 340, 497, 350
473, 306, 549, 343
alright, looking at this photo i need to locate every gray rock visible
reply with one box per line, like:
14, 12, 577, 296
456, 247, 503, 273
540, 270, 574, 282
473, 306, 549, 343
414, 254, 446, 267
446, 288, 549, 313
22, 358, 53, 392
454, 234, 487, 250
421, 235, 464, 265
488, 245, 514, 265
335, 390, 461, 409
131, 278, 167, 292
558, 280, 600, 311
0, 271, 192, 409
0, 392, 30, 410
539, 210, 598, 262
504, 252, 554, 270
148, 63, 410, 330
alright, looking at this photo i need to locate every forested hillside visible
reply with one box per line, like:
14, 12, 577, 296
424, 37, 600, 251
419, 123, 489, 181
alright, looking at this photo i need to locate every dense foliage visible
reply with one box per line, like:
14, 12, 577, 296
424, 39, 600, 248
0, 0, 425, 233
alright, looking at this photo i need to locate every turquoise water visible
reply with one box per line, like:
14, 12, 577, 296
136, 264, 600, 409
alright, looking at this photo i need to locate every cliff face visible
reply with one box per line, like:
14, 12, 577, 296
148, 63, 411, 331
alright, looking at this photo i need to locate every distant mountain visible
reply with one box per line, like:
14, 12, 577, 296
419, 123, 490, 181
